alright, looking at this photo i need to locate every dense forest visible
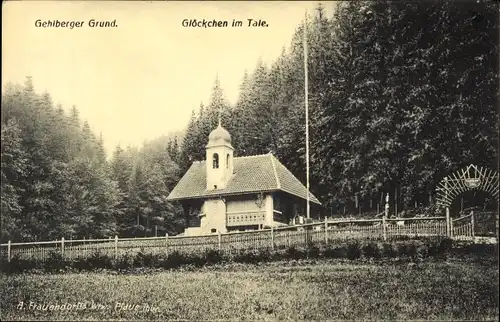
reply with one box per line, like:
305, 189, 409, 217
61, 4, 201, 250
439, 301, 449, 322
1, 1, 498, 242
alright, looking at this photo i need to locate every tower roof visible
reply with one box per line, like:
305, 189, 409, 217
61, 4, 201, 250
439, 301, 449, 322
207, 123, 232, 147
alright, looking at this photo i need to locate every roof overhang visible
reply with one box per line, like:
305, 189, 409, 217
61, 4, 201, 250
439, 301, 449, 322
167, 189, 321, 205
167, 189, 277, 202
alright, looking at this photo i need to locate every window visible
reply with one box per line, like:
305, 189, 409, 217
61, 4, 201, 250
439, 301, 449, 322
226, 154, 230, 168
211, 228, 217, 233
213, 153, 219, 169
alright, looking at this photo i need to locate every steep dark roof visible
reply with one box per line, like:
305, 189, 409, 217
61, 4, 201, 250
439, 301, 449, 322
167, 153, 321, 205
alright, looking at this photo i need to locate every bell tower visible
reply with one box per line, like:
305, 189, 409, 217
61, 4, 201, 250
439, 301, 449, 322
206, 120, 234, 190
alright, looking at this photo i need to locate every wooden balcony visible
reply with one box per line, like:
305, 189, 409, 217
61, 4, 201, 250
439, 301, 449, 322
226, 211, 266, 227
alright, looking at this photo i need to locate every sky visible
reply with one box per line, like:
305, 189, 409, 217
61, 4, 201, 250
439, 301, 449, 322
2, 1, 334, 156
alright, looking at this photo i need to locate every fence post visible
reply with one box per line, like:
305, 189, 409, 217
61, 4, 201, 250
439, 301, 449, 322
7, 240, 11, 263
114, 235, 118, 260
382, 216, 387, 241
61, 237, 65, 257
471, 211, 475, 239
385, 193, 389, 218
324, 217, 328, 244
165, 233, 169, 256
450, 217, 454, 238
445, 208, 450, 237
270, 226, 274, 250
217, 231, 221, 252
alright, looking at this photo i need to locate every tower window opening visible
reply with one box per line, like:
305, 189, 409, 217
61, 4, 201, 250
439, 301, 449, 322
213, 153, 219, 169
226, 154, 230, 169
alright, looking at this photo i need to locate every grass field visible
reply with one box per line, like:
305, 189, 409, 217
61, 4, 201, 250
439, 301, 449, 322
1, 257, 498, 321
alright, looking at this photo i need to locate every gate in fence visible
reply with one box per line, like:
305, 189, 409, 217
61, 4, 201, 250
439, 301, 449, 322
436, 164, 499, 243
451, 211, 475, 241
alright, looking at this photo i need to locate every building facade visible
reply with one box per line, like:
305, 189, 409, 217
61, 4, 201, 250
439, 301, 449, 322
167, 123, 321, 236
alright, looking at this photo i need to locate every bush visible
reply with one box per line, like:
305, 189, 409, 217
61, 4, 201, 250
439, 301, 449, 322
382, 243, 397, 258
257, 248, 273, 262
427, 242, 441, 257
438, 238, 453, 253
72, 256, 92, 271
233, 249, 256, 264
346, 241, 361, 260
322, 244, 348, 258
86, 251, 113, 269
163, 251, 188, 269
415, 243, 429, 260
307, 245, 321, 259
2, 254, 39, 273
398, 242, 417, 258
466, 243, 496, 256
66, 251, 114, 271
114, 253, 135, 270
362, 242, 381, 259
45, 251, 70, 272
450, 242, 497, 261
285, 246, 307, 260
134, 252, 163, 268
204, 249, 223, 265
230, 247, 285, 264
423, 238, 452, 259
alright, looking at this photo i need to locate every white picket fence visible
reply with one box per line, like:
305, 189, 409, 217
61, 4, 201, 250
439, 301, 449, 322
1, 214, 474, 263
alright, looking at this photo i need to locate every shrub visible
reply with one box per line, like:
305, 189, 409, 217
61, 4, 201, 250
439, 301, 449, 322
322, 244, 348, 258
362, 242, 381, 259
230, 248, 282, 264
133, 252, 146, 267
271, 249, 286, 261
464, 243, 495, 256
423, 238, 452, 259
427, 242, 441, 257
321, 244, 336, 258
307, 245, 321, 259
204, 249, 223, 265
163, 251, 188, 269
382, 243, 397, 258
402, 242, 417, 258
234, 248, 266, 264
285, 246, 307, 260
438, 238, 453, 253
85, 251, 113, 270
3, 254, 39, 273
45, 251, 70, 272
257, 248, 273, 262
346, 241, 361, 260
134, 252, 163, 268
451, 242, 497, 261
72, 256, 91, 271
114, 253, 135, 270
415, 243, 429, 260
184, 252, 202, 267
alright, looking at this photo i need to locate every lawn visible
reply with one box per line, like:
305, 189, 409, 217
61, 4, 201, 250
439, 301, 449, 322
0, 257, 498, 321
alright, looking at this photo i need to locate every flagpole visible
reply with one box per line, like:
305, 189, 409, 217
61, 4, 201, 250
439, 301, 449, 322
304, 11, 310, 220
